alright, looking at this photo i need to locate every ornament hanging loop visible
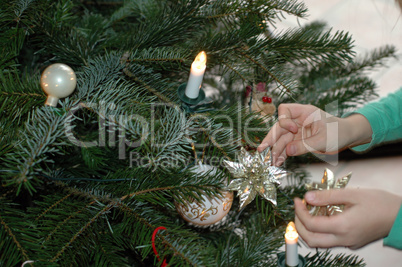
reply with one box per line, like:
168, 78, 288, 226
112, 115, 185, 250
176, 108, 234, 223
152, 226, 168, 267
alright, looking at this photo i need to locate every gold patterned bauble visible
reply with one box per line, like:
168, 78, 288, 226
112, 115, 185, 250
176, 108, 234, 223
223, 147, 287, 210
175, 163, 234, 226
305, 168, 352, 216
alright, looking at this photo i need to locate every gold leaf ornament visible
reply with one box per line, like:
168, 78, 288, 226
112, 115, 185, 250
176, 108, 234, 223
223, 147, 288, 209
305, 168, 352, 216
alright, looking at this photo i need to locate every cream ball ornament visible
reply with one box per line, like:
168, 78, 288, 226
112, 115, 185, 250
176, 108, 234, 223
175, 163, 233, 226
40, 63, 77, 107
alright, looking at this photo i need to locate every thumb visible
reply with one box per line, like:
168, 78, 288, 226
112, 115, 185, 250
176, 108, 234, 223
304, 189, 352, 206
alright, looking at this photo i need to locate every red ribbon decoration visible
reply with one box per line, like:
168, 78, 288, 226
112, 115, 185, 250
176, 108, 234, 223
152, 226, 168, 267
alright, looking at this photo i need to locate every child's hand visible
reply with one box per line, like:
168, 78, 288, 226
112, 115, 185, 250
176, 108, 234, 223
294, 189, 402, 249
257, 103, 372, 166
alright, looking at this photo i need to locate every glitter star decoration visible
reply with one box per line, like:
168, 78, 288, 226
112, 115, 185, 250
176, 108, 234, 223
223, 147, 288, 210
305, 168, 352, 216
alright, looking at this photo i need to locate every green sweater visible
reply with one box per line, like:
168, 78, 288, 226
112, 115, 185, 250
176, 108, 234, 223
351, 88, 402, 249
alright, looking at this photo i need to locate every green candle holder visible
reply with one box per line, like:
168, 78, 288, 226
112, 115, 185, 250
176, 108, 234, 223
177, 83, 213, 113
277, 252, 306, 267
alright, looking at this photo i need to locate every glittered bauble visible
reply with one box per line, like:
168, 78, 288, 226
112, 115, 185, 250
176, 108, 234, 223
40, 63, 77, 107
305, 168, 352, 216
175, 163, 233, 226
223, 147, 287, 210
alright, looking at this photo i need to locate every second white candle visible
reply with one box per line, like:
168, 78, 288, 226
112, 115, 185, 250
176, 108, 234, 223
285, 222, 299, 266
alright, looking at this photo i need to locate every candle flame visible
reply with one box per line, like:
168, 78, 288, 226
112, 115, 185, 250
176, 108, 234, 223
193, 51, 207, 70
285, 221, 298, 240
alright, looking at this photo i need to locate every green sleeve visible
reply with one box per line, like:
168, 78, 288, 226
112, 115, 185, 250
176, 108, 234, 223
350, 88, 402, 152
344, 89, 402, 249
384, 204, 402, 249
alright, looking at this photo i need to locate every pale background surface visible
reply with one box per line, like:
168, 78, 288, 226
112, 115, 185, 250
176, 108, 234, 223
277, 0, 402, 266
276, 0, 402, 97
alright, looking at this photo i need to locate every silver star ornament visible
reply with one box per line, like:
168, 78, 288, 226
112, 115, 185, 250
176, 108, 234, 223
223, 147, 288, 210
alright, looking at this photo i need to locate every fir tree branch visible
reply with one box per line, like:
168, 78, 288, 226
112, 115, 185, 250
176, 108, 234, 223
223, 62, 247, 82
115, 202, 154, 228
206, 11, 244, 19
81, 1, 123, 6
50, 203, 114, 263
52, 180, 112, 203
120, 186, 176, 201
120, 182, 221, 202
265, 0, 308, 18
190, 114, 234, 161
123, 66, 176, 105
0, 213, 30, 262
0, 91, 44, 98
41, 200, 97, 248
341, 45, 397, 75
14, 0, 35, 20
0, 188, 14, 199
35, 192, 73, 221
127, 47, 188, 64
4, 107, 73, 194
306, 250, 365, 266
239, 50, 291, 94
128, 58, 184, 63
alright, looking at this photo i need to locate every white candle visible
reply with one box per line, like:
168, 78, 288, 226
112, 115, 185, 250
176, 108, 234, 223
185, 51, 207, 99
285, 222, 299, 266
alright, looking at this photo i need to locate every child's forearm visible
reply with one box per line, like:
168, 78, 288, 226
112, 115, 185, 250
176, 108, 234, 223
340, 114, 373, 149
